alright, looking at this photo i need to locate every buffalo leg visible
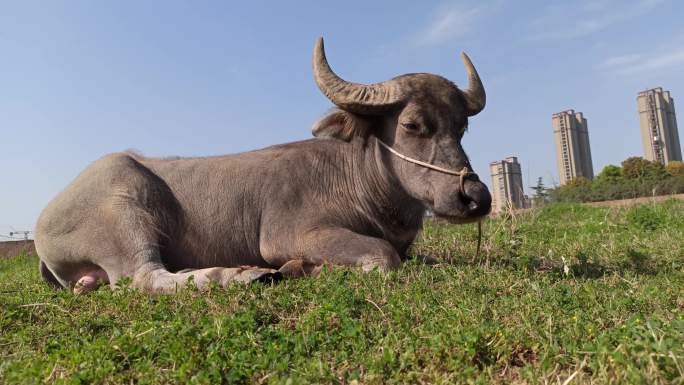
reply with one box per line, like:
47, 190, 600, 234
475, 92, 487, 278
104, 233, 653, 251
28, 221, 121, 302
265, 228, 401, 273
104, 189, 281, 293
131, 263, 281, 293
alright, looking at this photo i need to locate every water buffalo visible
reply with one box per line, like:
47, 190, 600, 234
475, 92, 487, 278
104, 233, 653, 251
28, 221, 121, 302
34, 37, 491, 293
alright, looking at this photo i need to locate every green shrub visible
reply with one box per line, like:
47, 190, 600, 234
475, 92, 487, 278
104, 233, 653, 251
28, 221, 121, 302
626, 205, 662, 230
547, 157, 684, 203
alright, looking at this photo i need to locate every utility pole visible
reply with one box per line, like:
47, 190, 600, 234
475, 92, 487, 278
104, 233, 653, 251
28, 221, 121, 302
9, 230, 32, 241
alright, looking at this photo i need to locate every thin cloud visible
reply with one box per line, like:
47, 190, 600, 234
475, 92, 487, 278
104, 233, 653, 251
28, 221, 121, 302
411, 4, 483, 46
528, 0, 666, 41
599, 49, 684, 75
596, 54, 642, 69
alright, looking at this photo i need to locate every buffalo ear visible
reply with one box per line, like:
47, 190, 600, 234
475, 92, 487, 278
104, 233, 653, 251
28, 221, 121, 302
311, 110, 370, 141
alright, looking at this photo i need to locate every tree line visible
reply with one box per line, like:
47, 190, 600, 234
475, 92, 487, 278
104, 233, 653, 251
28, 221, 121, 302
533, 157, 684, 204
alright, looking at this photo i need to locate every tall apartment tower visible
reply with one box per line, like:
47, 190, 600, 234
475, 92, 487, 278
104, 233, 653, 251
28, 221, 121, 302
553, 110, 594, 185
489, 157, 526, 213
637, 87, 681, 164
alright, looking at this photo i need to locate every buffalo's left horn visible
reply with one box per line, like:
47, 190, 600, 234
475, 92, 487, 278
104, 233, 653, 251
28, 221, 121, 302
460, 52, 486, 116
313, 37, 403, 114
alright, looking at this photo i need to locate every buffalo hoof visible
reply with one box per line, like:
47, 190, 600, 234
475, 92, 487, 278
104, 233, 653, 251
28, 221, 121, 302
73, 269, 109, 294
278, 260, 323, 278
235, 268, 282, 284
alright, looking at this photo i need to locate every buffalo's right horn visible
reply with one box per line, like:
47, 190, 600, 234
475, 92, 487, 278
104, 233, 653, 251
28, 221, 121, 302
460, 52, 486, 116
313, 37, 403, 114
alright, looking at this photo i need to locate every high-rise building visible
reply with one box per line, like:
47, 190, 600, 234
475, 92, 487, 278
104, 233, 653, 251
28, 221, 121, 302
553, 110, 594, 185
637, 87, 681, 164
489, 157, 526, 213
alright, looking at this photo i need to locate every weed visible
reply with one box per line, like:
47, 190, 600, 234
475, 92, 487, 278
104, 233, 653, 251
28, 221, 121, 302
627, 205, 662, 230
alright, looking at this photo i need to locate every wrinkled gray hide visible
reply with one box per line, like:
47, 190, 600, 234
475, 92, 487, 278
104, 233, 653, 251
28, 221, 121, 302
34, 38, 491, 293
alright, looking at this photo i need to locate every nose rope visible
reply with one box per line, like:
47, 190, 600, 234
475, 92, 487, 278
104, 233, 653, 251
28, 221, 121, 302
377, 140, 472, 179
377, 139, 483, 259
476, 220, 482, 258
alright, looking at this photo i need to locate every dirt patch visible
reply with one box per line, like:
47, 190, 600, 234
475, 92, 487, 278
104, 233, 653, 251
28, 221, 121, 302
584, 193, 684, 208
0, 240, 36, 258
491, 193, 684, 217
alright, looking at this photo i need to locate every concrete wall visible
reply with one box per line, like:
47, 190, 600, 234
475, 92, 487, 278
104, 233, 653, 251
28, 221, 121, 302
0, 240, 36, 258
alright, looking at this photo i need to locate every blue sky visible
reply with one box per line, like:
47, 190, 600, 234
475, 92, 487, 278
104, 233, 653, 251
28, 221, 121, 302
1, 0, 683, 238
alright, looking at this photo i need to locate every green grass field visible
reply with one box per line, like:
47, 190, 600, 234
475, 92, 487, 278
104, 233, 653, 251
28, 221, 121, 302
2, 201, 683, 384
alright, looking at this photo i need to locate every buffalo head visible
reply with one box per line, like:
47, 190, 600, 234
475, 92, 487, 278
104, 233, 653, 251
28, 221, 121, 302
311, 37, 491, 223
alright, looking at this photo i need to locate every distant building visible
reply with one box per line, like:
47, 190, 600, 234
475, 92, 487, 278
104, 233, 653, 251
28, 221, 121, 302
489, 157, 526, 213
523, 194, 532, 209
637, 87, 681, 164
553, 110, 594, 185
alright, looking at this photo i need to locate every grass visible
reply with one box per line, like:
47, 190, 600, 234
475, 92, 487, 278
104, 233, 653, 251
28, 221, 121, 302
1, 201, 684, 384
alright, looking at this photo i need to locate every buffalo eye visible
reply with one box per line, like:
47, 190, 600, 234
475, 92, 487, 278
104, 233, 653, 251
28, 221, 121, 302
401, 122, 420, 133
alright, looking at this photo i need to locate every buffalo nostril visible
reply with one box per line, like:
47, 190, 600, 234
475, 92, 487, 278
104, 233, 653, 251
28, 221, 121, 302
460, 192, 482, 213
459, 190, 473, 206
